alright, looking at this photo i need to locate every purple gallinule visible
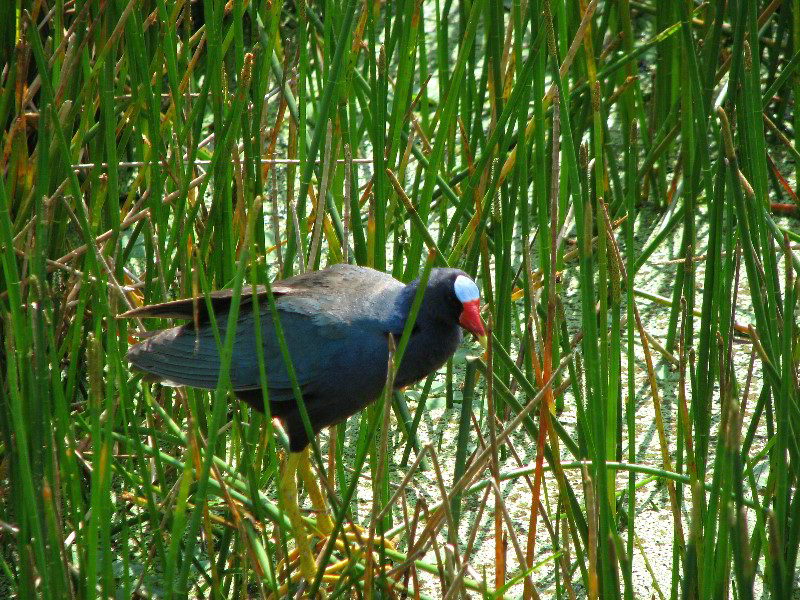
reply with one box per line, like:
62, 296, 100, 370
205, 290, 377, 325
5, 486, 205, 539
122, 264, 486, 585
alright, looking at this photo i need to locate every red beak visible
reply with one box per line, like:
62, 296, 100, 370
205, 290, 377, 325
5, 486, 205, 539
459, 298, 486, 344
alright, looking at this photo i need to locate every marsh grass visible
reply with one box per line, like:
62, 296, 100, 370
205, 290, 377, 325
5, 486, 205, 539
1, 0, 799, 598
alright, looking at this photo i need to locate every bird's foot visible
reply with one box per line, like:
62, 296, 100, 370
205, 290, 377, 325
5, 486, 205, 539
332, 522, 398, 558
271, 522, 398, 598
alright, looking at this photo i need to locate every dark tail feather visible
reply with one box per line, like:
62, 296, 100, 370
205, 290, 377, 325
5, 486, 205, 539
126, 325, 222, 389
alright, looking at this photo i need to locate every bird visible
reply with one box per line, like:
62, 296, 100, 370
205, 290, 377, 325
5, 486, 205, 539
121, 263, 486, 588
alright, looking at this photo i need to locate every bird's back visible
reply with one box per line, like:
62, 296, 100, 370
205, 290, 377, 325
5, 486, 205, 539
126, 264, 406, 396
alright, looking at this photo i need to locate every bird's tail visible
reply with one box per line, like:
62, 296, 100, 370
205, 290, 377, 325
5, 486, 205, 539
126, 324, 223, 389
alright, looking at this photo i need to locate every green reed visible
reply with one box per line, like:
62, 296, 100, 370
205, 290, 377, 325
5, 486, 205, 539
1, 0, 799, 598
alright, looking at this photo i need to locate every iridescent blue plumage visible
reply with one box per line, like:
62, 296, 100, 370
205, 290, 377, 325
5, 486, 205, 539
125, 264, 481, 450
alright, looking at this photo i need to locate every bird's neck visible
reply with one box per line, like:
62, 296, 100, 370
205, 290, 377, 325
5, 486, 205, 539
393, 312, 462, 389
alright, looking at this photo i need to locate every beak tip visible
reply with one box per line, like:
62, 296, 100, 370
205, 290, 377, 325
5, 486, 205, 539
478, 334, 488, 350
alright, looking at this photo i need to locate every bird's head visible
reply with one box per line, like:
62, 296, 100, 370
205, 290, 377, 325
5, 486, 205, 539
452, 273, 487, 348
409, 268, 488, 348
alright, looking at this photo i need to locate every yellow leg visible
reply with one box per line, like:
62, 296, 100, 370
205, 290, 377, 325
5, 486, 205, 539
280, 451, 317, 582
272, 448, 398, 600
296, 447, 398, 553
298, 447, 334, 535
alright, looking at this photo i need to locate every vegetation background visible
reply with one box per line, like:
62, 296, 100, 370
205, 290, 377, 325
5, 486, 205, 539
0, 0, 799, 598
